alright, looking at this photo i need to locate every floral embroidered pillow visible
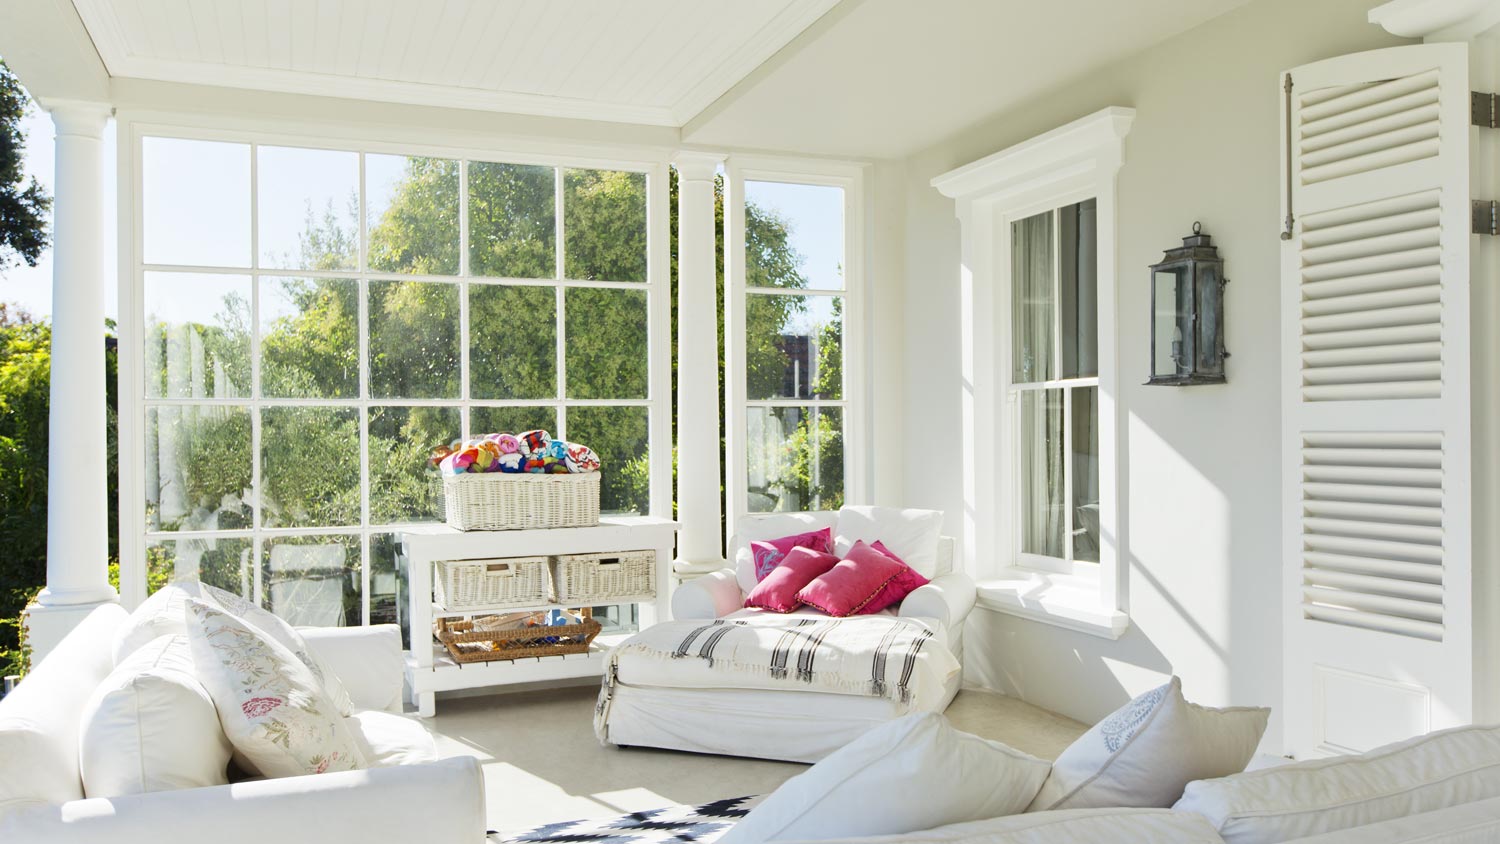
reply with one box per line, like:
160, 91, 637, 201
751, 527, 834, 582
184, 598, 366, 779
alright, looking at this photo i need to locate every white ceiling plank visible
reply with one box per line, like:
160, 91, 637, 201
587, 0, 684, 103
500, 1, 591, 96
238, 0, 268, 69
538, 0, 628, 99
133, 0, 178, 62
477, 2, 546, 92
616, 0, 748, 107
286, 0, 317, 72
453, 0, 509, 90
263, 0, 292, 70
353, 0, 395, 79
372, 0, 411, 80
333, 0, 363, 76
416, 0, 470, 86
312, 0, 343, 76
204, 0, 245, 67
552, 1, 669, 101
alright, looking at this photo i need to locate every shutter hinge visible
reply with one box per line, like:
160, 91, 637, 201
1473, 200, 1498, 235
1473, 92, 1498, 128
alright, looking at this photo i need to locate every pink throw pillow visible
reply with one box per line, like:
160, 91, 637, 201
859, 540, 932, 615
796, 541, 908, 617
751, 527, 833, 582
745, 546, 841, 613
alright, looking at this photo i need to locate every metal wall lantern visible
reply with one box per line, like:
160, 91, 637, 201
1147, 222, 1228, 386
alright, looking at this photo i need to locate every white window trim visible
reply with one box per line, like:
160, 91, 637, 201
724, 155, 869, 539
115, 112, 674, 613
932, 107, 1133, 640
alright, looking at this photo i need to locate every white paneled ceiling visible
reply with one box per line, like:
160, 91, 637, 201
71, 0, 841, 125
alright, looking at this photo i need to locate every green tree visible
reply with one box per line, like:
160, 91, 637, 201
0, 61, 49, 271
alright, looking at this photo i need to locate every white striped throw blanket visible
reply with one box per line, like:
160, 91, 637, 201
595, 614, 958, 737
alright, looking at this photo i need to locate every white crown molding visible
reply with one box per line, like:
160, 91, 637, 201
667, 0, 842, 126
1369, 0, 1500, 40
931, 106, 1135, 201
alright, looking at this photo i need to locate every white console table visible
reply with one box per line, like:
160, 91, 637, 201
400, 516, 677, 717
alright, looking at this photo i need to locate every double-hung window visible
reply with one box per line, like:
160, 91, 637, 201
1010, 200, 1099, 571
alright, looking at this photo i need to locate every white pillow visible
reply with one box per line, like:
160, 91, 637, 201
781, 808, 1225, 844
731, 511, 840, 594
79, 634, 233, 797
1029, 677, 1268, 812
114, 581, 355, 717
184, 598, 366, 779
834, 506, 944, 578
1174, 723, 1500, 844
719, 712, 1050, 844
346, 710, 439, 768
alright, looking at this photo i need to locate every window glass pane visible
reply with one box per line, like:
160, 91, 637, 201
366, 154, 459, 275
145, 405, 252, 532
1072, 386, 1100, 564
261, 406, 361, 528
588, 604, 640, 636
1060, 199, 1098, 378
146, 537, 253, 597
471, 406, 557, 437
469, 162, 556, 278
260, 277, 359, 398
744, 181, 843, 290
746, 406, 843, 514
468, 285, 556, 400
564, 168, 647, 282
565, 287, 647, 400
746, 293, 842, 401
1011, 211, 1054, 383
1018, 389, 1065, 559
261, 534, 360, 627
368, 280, 460, 399
370, 533, 408, 646
257, 146, 359, 271
567, 405, 648, 516
369, 405, 459, 524
144, 273, 251, 399
142, 137, 250, 267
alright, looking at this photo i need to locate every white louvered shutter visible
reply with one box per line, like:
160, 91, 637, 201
1281, 43, 1472, 759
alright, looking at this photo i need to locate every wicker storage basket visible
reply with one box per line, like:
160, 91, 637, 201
434, 614, 602, 664
442, 473, 601, 531
553, 550, 656, 603
433, 557, 552, 611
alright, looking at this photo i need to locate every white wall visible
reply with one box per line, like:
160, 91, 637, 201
898, 0, 1409, 741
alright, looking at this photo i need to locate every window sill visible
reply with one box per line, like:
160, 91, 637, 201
975, 568, 1129, 640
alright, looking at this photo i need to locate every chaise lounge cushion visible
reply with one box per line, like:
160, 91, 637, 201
780, 807, 1226, 844
79, 634, 233, 797
1174, 723, 1500, 844
720, 711, 1049, 844
1029, 677, 1268, 812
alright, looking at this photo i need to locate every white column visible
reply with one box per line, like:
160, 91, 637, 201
25, 101, 116, 662
672, 151, 728, 576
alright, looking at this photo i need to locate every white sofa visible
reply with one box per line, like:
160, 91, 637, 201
0, 603, 486, 844
603, 509, 976, 763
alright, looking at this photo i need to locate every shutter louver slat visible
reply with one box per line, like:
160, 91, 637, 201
1299, 72, 1441, 186
1299, 432, 1445, 641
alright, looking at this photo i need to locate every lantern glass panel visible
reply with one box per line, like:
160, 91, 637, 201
1153, 267, 1190, 379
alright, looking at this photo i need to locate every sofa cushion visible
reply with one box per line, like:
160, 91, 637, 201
114, 581, 354, 716
79, 634, 232, 797
346, 710, 438, 767
719, 711, 1049, 844
744, 547, 840, 613
834, 506, 943, 578
1029, 676, 1268, 812
1174, 723, 1500, 844
185, 598, 366, 778
796, 541, 907, 616
0, 603, 129, 821
751, 527, 834, 582
859, 541, 931, 614
782, 808, 1226, 843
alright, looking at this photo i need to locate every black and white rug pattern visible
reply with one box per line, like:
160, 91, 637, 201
491, 794, 763, 844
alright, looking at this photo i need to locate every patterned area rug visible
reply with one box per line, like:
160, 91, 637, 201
491, 795, 763, 844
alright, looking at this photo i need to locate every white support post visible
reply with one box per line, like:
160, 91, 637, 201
24, 101, 117, 663
671, 151, 728, 579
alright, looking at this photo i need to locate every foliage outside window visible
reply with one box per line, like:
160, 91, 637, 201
136, 137, 658, 632
1011, 199, 1100, 567
742, 180, 846, 514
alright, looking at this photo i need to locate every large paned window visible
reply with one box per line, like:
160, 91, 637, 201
728, 169, 860, 521
128, 133, 663, 632
1010, 200, 1099, 569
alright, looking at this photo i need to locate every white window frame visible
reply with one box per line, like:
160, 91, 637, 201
932, 108, 1132, 639
724, 155, 868, 537
114, 113, 673, 616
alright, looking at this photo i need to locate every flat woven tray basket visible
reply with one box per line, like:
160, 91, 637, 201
434, 615, 602, 664
441, 472, 601, 531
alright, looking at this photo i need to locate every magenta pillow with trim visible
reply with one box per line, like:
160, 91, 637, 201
751, 527, 834, 582
744, 546, 840, 613
796, 541, 908, 617
858, 540, 932, 615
